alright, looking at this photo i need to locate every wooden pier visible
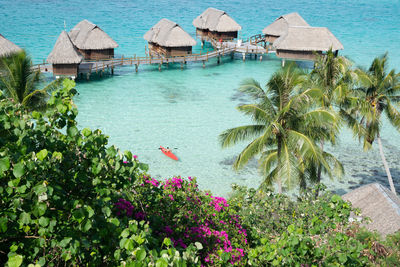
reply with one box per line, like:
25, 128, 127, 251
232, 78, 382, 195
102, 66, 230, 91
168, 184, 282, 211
33, 35, 274, 79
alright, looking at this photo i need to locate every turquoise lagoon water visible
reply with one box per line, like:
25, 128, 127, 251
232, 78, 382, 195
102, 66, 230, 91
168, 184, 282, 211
1, 0, 400, 196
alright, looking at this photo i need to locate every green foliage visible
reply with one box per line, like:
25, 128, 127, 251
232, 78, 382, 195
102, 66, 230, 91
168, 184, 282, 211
220, 63, 342, 193
0, 80, 198, 266
228, 184, 398, 266
0, 50, 63, 111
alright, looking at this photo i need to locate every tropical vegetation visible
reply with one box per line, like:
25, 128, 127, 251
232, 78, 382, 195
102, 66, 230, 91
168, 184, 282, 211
1, 51, 400, 266
345, 53, 400, 194
220, 62, 343, 194
0, 50, 61, 111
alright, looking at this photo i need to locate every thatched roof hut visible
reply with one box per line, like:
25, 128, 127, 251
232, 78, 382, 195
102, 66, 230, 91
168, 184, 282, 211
343, 183, 400, 236
273, 26, 344, 61
262, 12, 309, 43
47, 31, 83, 77
69, 19, 118, 60
193, 7, 242, 41
0, 34, 22, 57
144, 18, 196, 57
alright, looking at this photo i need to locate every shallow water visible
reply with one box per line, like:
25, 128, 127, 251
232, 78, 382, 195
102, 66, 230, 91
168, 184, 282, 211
1, 0, 400, 196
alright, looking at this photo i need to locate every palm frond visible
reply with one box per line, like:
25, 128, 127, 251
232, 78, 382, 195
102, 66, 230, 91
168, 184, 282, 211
219, 124, 267, 148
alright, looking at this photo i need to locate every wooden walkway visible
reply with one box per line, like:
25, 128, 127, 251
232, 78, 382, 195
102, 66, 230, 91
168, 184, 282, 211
33, 35, 274, 77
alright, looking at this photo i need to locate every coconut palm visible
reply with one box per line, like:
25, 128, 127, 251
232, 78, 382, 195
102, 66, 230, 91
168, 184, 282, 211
306, 50, 354, 194
0, 50, 61, 110
347, 53, 400, 194
220, 63, 342, 193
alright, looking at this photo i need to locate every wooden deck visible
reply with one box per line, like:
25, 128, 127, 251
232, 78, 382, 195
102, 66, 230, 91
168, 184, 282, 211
33, 35, 274, 78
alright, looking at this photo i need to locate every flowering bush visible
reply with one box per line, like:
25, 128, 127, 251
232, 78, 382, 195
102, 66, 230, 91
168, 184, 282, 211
118, 176, 249, 266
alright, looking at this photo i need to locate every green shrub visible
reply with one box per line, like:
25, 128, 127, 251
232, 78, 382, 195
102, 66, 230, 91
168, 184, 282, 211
0, 80, 199, 266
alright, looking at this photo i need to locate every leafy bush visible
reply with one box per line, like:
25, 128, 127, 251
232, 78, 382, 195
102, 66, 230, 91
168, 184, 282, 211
119, 175, 249, 266
228, 184, 399, 266
0, 80, 199, 266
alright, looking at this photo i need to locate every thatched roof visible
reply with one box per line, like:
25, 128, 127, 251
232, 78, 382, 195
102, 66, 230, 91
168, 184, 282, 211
69, 19, 118, 50
193, 7, 242, 32
144, 18, 196, 47
262, 12, 309, 37
343, 183, 400, 236
47, 31, 83, 64
273, 26, 344, 51
0, 34, 22, 57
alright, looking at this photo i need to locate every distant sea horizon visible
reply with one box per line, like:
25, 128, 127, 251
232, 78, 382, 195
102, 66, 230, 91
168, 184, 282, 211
1, 0, 399, 196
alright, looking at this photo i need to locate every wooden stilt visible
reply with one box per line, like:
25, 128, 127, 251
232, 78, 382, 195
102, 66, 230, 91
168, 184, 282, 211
86, 73, 90, 80
135, 64, 138, 72
202, 60, 205, 68
111, 67, 114, 75
180, 62, 183, 70
217, 55, 220, 64
260, 55, 263, 62
158, 63, 161, 71
231, 52, 234, 59
242, 53, 246, 62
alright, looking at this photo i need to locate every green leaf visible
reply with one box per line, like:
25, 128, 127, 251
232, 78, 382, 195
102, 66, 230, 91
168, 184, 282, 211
221, 252, 230, 262
13, 163, 25, 178
19, 212, 31, 225
0, 157, 10, 173
102, 207, 111, 217
67, 126, 78, 137
0, 217, 7, 232
38, 217, 49, 227
163, 238, 171, 247
287, 224, 295, 234
7, 254, 23, 267
120, 228, 130, 238
156, 258, 168, 267
138, 163, 149, 172
338, 253, 347, 263
82, 219, 92, 232
136, 248, 146, 261
124, 239, 134, 251
31, 111, 42, 119
36, 149, 48, 161
124, 151, 133, 161
82, 128, 92, 137
60, 237, 72, 247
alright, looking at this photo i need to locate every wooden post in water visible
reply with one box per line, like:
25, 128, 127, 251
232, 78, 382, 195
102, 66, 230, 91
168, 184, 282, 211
158, 63, 161, 71
180, 62, 183, 70
217, 54, 220, 64
242, 53, 246, 62
135, 64, 138, 72
202, 60, 205, 68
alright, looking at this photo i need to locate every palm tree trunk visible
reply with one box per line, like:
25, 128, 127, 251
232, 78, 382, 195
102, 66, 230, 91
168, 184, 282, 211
277, 137, 283, 194
315, 140, 324, 197
377, 135, 397, 194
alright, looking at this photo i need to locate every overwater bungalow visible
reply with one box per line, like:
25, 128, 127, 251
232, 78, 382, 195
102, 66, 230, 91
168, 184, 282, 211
47, 31, 83, 78
193, 7, 242, 41
144, 18, 196, 57
69, 19, 118, 60
273, 26, 343, 62
0, 33, 22, 57
262, 12, 309, 45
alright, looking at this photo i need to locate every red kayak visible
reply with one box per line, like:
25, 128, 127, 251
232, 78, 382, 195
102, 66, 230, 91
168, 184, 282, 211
160, 146, 178, 161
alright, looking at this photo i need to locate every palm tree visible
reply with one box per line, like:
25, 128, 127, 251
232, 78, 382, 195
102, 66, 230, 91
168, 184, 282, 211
220, 63, 342, 193
0, 50, 61, 110
306, 50, 354, 194
347, 53, 400, 194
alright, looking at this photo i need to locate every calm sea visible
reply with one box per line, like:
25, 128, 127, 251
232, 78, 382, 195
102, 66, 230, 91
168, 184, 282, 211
1, 0, 400, 196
